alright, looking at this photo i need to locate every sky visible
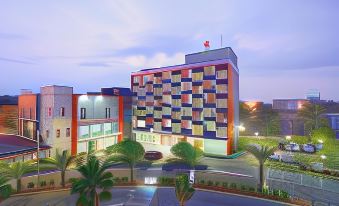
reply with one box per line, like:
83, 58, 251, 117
0, 0, 338, 103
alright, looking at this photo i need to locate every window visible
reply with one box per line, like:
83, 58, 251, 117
192, 98, 203, 108
146, 106, 153, 114
29, 108, 32, 119
91, 124, 103, 137
80, 108, 86, 119
181, 94, 192, 104
66, 128, 70, 137
204, 108, 216, 117
172, 99, 181, 107
192, 72, 203, 82
172, 86, 181, 95
181, 107, 192, 116
217, 127, 227, 137
46, 130, 49, 138
146, 117, 154, 125
217, 113, 227, 123
172, 74, 181, 83
60, 107, 65, 117
163, 95, 171, 105
137, 120, 146, 127
172, 111, 181, 119
162, 119, 171, 127
204, 66, 215, 76
154, 99, 162, 107
192, 86, 203, 94
154, 110, 162, 118
162, 71, 171, 79
181, 69, 192, 78
192, 111, 203, 121
181, 120, 192, 129
163, 83, 171, 93
154, 75, 162, 84
204, 93, 216, 104
172, 123, 181, 133
192, 124, 203, 136
203, 80, 216, 90
133, 76, 140, 84
104, 123, 112, 134
105, 108, 111, 118
217, 99, 228, 108
146, 84, 153, 93
216, 70, 227, 79
56, 129, 60, 138
79, 126, 89, 139
154, 122, 162, 131
204, 121, 216, 131
216, 85, 228, 94
113, 122, 119, 132
181, 82, 192, 91
162, 107, 171, 115
143, 74, 154, 83
48, 107, 52, 117
154, 88, 162, 96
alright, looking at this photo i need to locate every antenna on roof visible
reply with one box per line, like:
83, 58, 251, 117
220, 34, 223, 48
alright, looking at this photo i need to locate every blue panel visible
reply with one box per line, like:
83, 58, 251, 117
162, 79, 171, 83
336, 131, 339, 140
181, 78, 192, 82
172, 119, 181, 123
154, 96, 162, 100
162, 115, 171, 119
154, 118, 162, 122
146, 92, 154, 96
216, 122, 227, 127
172, 70, 181, 75
192, 108, 203, 111
203, 103, 216, 108
203, 89, 216, 93
162, 127, 172, 132
182, 116, 192, 120
216, 79, 228, 84
162, 103, 171, 107
137, 116, 146, 120
171, 82, 181, 87
182, 103, 192, 107
172, 95, 181, 99
172, 107, 181, 112
153, 84, 162, 88
181, 90, 192, 94
216, 94, 228, 99
192, 94, 203, 98
192, 81, 203, 86
192, 121, 203, 125
216, 108, 228, 113
146, 113, 153, 117
203, 75, 216, 80
205, 117, 216, 121
181, 128, 192, 135
154, 106, 162, 111
138, 96, 146, 100
204, 131, 216, 138
137, 106, 146, 110
192, 67, 204, 73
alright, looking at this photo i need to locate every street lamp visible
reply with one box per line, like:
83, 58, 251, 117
286, 135, 291, 141
320, 155, 326, 160
238, 125, 246, 132
254, 132, 259, 139
318, 139, 323, 144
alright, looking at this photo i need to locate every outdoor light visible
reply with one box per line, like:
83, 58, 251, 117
96, 95, 103, 101
318, 139, 323, 144
286, 136, 291, 141
238, 125, 246, 132
254, 132, 259, 138
321, 155, 327, 160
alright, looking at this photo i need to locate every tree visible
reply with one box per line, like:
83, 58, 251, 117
106, 139, 145, 182
71, 156, 114, 206
298, 103, 328, 134
39, 150, 76, 187
0, 161, 35, 192
253, 107, 280, 136
170, 142, 203, 167
246, 144, 277, 190
0, 176, 12, 199
175, 174, 195, 206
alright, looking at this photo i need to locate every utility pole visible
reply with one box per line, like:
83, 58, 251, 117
37, 130, 40, 189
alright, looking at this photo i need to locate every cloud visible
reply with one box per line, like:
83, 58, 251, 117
0, 57, 34, 65
123, 52, 185, 68
78, 62, 111, 67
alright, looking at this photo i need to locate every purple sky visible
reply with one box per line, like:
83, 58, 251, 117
0, 0, 338, 102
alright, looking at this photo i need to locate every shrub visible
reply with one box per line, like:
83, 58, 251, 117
230, 183, 237, 189
214, 181, 220, 187
68, 178, 80, 184
199, 180, 205, 185
40, 181, 47, 187
249, 187, 256, 192
291, 136, 309, 144
207, 180, 213, 186
280, 190, 290, 199
121, 177, 128, 183
49, 179, 55, 186
311, 127, 335, 141
158, 176, 175, 186
222, 182, 228, 188
240, 185, 247, 191
27, 182, 34, 189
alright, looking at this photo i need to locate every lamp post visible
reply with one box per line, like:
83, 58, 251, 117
254, 132, 259, 139
286, 135, 291, 142
37, 130, 40, 189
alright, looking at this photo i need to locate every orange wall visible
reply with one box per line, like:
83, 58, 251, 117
0, 105, 18, 134
71, 95, 79, 155
227, 64, 234, 155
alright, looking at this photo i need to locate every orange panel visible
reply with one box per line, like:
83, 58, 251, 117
227, 64, 234, 155
118, 96, 124, 142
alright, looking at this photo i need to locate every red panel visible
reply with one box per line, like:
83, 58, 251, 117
118, 96, 124, 142
71, 95, 79, 155
227, 64, 234, 155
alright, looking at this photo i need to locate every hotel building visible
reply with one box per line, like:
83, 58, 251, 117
131, 47, 239, 155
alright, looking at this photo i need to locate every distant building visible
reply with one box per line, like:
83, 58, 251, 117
306, 89, 320, 102
18, 85, 132, 156
325, 113, 339, 140
131, 47, 239, 155
273, 99, 309, 136
0, 134, 50, 163
0, 96, 18, 134
243, 101, 264, 112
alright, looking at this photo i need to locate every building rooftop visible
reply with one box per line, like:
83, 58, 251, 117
0, 134, 50, 159
0, 95, 18, 105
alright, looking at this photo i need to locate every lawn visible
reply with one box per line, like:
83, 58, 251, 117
238, 136, 280, 152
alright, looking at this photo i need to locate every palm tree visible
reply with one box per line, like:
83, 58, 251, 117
71, 156, 114, 206
106, 139, 145, 182
175, 174, 195, 206
170, 142, 203, 167
39, 150, 75, 187
0, 176, 12, 200
246, 144, 277, 191
298, 102, 328, 134
0, 161, 35, 192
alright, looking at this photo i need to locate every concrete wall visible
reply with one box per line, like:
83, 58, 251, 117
77, 95, 118, 120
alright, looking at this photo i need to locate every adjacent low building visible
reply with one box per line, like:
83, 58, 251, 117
18, 85, 132, 156
0, 95, 18, 134
325, 113, 339, 140
131, 47, 239, 155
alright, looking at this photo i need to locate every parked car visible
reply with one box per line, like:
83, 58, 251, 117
291, 143, 300, 152
269, 153, 280, 161
144, 151, 163, 161
302, 144, 316, 153
281, 154, 295, 164
315, 143, 323, 151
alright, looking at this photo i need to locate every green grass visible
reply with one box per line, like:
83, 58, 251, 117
238, 136, 280, 152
